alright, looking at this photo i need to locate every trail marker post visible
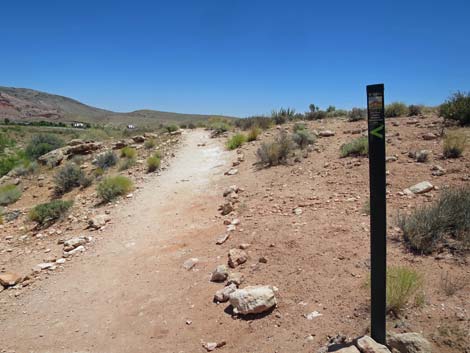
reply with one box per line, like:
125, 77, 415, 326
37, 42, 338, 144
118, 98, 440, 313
367, 84, 386, 344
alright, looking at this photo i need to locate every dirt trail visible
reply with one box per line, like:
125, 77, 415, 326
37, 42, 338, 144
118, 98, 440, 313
1, 130, 233, 353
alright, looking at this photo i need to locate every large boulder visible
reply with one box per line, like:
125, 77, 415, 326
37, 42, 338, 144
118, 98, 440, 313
387, 332, 431, 353
66, 141, 102, 156
229, 285, 277, 315
38, 147, 66, 166
408, 181, 434, 194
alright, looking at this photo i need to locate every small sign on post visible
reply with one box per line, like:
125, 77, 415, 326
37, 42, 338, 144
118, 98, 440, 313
366, 84, 387, 344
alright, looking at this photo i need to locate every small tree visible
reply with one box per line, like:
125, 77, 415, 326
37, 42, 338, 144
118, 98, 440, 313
440, 91, 470, 125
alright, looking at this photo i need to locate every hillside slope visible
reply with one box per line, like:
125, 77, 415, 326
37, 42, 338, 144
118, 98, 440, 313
0, 86, 234, 126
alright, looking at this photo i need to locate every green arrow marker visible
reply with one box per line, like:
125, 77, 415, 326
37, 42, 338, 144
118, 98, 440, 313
370, 124, 384, 139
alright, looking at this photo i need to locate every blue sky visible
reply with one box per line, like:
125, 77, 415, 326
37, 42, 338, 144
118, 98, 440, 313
1, 0, 469, 117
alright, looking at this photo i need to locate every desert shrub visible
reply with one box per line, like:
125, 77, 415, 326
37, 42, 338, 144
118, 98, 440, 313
246, 127, 261, 142
0, 184, 22, 206
209, 121, 231, 136
9, 161, 38, 177
147, 154, 161, 172
440, 91, 470, 125
340, 137, 368, 157
118, 158, 136, 171
305, 110, 327, 121
144, 138, 156, 149
93, 167, 105, 178
97, 176, 133, 202
226, 133, 246, 150
120, 146, 137, 159
188, 123, 196, 129
179, 123, 187, 129
443, 131, 467, 158
25, 134, 64, 160
385, 102, 408, 118
256, 132, 294, 167
386, 266, 424, 314
165, 125, 179, 133
440, 272, 467, 296
293, 122, 307, 133
348, 108, 367, 121
272, 108, 296, 124
54, 163, 85, 194
398, 186, 470, 254
235, 116, 272, 130
29, 199, 73, 225
95, 151, 118, 169
292, 130, 315, 149
0, 132, 15, 154
408, 104, 423, 116
0, 152, 29, 177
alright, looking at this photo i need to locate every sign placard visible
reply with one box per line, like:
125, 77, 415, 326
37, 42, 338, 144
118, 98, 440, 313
366, 84, 386, 344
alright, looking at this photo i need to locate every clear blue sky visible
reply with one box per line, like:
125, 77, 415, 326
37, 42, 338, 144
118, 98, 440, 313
1, 0, 469, 117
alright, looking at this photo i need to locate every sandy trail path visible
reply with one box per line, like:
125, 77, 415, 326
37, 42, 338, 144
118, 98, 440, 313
1, 130, 232, 353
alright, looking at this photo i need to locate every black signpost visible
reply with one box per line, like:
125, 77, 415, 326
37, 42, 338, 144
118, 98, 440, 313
366, 84, 386, 344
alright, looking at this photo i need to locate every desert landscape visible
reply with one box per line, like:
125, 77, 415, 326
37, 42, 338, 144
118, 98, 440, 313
0, 90, 468, 352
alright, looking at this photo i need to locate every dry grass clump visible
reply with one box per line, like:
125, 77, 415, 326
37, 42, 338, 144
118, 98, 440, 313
256, 132, 294, 167
443, 131, 467, 158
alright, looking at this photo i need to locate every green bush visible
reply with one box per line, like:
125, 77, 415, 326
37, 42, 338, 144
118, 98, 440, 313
147, 154, 161, 172
348, 108, 367, 121
408, 104, 423, 116
209, 121, 231, 136
144, 138, 156, 149
443, 131, 467, 158
29, 199, 73, 225
440, 92, 470, 125
188, 123, 197, 129
292, 130, 315, 149
386, 266, 424, 314
293, 122, 307, 133
398, 186, 470, 254
9, 161, 38, 177
95, 151, 118, 169
54, 163, 85, 194
246, 127, 261, 141
165, 125, 179, 133
0, 132, 15, 154
385, 102, 408, 118
120, 146, 137, 159
272, 108, 296, 124
25, 134, 64, 160
97, 176, 133, 202
226, 133, 246, 150
0, 184, 22, 206
118, 158, 136, 171
0, 152, 26, 177
235, 116, 272, 130
340, 137, 368, 157
256, 132, 294, 167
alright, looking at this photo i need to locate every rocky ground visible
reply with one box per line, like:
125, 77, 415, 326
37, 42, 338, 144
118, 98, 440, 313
0, 116, 469, 353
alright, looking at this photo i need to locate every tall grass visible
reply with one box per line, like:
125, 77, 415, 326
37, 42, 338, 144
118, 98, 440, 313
226, 133, 246, 150
443, 131, 467, 158
340, 137, 368, 157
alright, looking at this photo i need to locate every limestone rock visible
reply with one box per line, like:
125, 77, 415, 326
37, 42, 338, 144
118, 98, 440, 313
63, 236, 88, 252
333, 346, 361, 353
408, 181, 433, 194
220, 203, 234, 216
228, 249, 248, 268
356, 336, 391, 353
183, 258, 199, 270
216, 233, 230, 245
88, 214, 111, 229
214, 283, 237, 302
229, 285, 277, 315
422, 132, 437, 140
319, 130, 335, 137
0, 272, 22, 287
387, 332, 431, 353
227, 272, 244, 287
38, 148, 65, 167
211, 265, 229, 282
132, 135, 145, 143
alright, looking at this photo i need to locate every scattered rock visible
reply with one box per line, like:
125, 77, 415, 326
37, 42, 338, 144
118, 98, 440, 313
415, 150, 430, 163
63, 245, 85, 257
422, 132, 437, 140
0, 272, 22, 287
132, 135, 145, 143
293, 207, 303, 215
227, 272, 244, 287
220, 202, 234, 216
304, 311, 322, 320
203, 341, 226, 351
408, 181, 434, 194
431, 165, 446, 176
183, 258, 199, 270
333, 346, 360, 353
229, 285, 277, 315
214, 283, 237, 302
387, 332, 431, 353
211, 265, 229, 282
216, 233, 230, 245
33, 262, 55, 272
228, 249, 248, 268
63, 236, 88, 252
87, 214, 111, 230
225, 168, 238, 176
239, 243, 250, 250
319, 130, 335, 137
356, 336, 391, 353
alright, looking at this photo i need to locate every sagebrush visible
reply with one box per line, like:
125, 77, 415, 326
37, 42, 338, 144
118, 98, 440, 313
97, 176, 133, 202
340, 137, 368, 157
29, 199, 73, 225
0, 184, 22, 206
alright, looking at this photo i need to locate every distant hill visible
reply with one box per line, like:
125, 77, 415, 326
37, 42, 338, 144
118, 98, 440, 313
0, 86, 235, 127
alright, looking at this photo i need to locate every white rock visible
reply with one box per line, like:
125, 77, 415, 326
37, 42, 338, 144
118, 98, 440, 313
183, 258, 199, 270
408, 181, 434, 194
229, 285, 277, 315
63, 245, 85, 257
214, 283, 237, 302
216, 233, 230, 245
356, 336, 391, 353
304, 311, 322, 320
387, 332, 432, 353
